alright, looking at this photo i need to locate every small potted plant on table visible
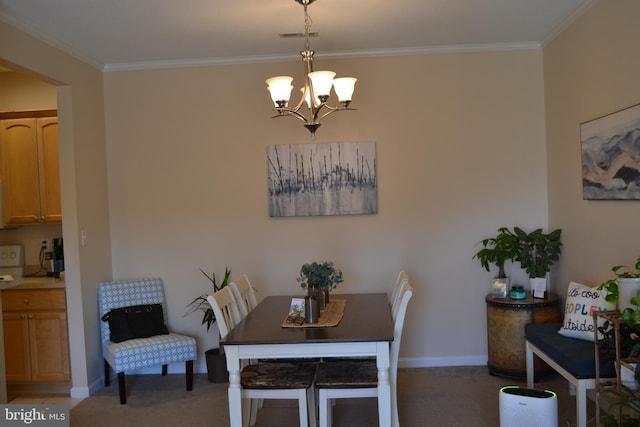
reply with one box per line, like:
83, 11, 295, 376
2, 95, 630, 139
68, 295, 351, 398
297, 261, 343, 309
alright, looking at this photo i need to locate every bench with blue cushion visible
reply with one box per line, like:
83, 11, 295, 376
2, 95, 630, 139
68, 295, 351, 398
525, 322, 615, 427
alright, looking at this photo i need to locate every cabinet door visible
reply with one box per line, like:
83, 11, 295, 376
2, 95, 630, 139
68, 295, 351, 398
28, 311, 70, 383
0, 118, 41, 225
37, 118, 62, 223
2, 313, 31, 382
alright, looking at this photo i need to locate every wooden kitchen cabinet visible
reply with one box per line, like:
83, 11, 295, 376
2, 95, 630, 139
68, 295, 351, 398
1, 288, 70, 383
0, 116, 62, 225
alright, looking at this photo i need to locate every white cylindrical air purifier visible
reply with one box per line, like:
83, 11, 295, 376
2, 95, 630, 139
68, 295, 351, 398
499, 385, 558, 427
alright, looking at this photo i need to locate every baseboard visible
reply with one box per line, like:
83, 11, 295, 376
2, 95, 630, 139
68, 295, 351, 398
84, 377, 105, 397
7, 383, 71, 398
70, 386, 91, 399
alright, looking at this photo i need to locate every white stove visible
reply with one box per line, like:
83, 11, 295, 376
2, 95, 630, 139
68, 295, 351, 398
0, 245, 24, 277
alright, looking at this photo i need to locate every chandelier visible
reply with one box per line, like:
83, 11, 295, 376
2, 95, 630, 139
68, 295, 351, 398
266, 0, 357, 138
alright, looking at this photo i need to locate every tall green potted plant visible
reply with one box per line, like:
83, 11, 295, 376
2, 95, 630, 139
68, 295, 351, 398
473, 227, 519, 279
184, 267, 231, 383
473, 227, 519, 297
513, 227, 562, 296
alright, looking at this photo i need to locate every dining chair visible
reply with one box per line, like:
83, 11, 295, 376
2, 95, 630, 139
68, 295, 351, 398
207, 287, 318, 427
315, 281, 413, 427
390, 270, 409, 317
97, 277, 197, 404
229, 274, 258, 319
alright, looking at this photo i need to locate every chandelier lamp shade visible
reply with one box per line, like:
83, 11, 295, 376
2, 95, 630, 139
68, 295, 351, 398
266, 0, 357, 137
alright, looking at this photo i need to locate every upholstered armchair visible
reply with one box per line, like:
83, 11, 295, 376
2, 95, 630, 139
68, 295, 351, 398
97, 277, 197, 404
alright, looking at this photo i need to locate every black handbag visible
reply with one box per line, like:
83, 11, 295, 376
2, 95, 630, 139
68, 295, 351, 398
101, 304, 169, 343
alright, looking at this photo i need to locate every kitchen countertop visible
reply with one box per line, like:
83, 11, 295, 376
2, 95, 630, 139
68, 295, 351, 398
0, 275, 65, 290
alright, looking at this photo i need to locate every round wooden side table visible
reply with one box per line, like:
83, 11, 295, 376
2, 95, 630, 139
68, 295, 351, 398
486, 292, 560, 378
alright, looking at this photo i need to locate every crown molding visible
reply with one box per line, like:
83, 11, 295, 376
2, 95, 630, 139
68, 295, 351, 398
103, 42, 542, 73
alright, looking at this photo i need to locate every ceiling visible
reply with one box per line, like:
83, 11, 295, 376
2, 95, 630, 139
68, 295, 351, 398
0, 0, 594, 71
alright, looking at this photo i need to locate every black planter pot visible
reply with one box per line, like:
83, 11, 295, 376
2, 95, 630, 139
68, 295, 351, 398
205, 348, 228, 383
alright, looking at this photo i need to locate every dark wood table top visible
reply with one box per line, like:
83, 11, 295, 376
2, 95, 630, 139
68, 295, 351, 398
221, 293, 394, 346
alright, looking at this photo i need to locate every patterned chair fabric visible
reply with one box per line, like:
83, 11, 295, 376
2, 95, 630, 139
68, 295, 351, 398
315, 360, 377, 388
241, 362, 318, 389
97, 278, 197, 404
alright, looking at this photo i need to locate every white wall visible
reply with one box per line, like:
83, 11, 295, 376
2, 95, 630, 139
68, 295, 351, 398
0, 21, 112, 396
104, 49, 548, 370
0, 71, 57, 111
544, 0, 640, 299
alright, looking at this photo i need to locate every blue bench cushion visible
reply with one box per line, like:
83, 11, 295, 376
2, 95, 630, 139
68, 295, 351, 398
525, 322, 616, 379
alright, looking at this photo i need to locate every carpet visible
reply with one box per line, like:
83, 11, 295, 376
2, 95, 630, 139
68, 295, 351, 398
71, 374, 231, 427
70, 367, 591, 426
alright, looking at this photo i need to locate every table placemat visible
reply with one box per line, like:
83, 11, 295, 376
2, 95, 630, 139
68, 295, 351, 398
282, 299, 347, 328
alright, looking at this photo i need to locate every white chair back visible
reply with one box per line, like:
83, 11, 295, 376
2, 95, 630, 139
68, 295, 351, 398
207, 287, 242, 339
391, 277, 410, 321
229, 275, 258, 319
390, 270, 409, 313
391, 282, 412, 366
390, 281, 413, 427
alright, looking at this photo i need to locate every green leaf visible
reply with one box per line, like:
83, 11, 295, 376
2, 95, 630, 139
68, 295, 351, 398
184, 267, 232, 331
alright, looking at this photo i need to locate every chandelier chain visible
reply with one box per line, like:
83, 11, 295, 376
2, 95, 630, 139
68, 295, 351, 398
303, 3, 313, 52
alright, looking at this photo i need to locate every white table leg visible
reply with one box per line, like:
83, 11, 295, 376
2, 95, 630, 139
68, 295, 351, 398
376, 341, 391, 427
226, 346, 243, 427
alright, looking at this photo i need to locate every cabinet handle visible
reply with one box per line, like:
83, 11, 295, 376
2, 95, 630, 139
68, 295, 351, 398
28, 314, 33, 319
23, 299, 29, 305
20, 314, 25, 319
34, 215, 38, 221
40, 216, 45, 221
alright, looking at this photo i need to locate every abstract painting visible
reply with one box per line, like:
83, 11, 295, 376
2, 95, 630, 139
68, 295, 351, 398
580, 104, 640, 200
268, 141, 377, 217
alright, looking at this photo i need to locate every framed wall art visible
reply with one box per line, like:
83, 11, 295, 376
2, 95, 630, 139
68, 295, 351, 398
580, 103, 640, 200
268, 141, 377, 217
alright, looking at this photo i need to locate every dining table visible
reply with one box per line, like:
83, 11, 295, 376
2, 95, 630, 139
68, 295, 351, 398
220, 292, 395, 427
